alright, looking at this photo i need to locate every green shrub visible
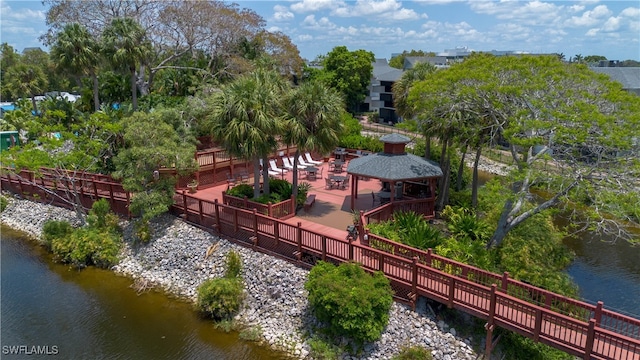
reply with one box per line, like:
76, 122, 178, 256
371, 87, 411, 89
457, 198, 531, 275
441, 206, 491, 242
392, 344, 433, 360
296, 182, 312, 206
86, 198, 120, 231
305, 261, 393, 344
367, 211, 443, 251
0, 196, 7, 212
134, 218, 152, 243
342, 113, 362, 136
42, 220, 73, 249
197, 277, 244, 320
50, 227, 122, 268
226, 183, 254, 198
307, 335, 341, 360
269, 178, 292, 199
225, 250, 242, 278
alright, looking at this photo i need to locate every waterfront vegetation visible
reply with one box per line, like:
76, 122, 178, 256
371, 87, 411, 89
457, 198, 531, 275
197, 250, 245, 321
305, 262, 393, 346
41, 199, 122, 268
1, 8, 639, 358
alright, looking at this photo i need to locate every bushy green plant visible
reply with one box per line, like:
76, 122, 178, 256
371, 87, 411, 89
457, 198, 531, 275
0, 196, 7, 212
305, 261, 393, 344
307, 335, 341, 360
392, 344, 433, 360
226, 183, 253, 198
296, 182, 312, 206
197, 277, 244, 320
367, 211, 444, 250
86, 198, 120, 232
50, 227, 121, 268
42, 220, 74, 249
269, 178, 292, 199
441, 206, 491, 242
225, 250, 242, 278
341, 113, 362, 136
134, 218, 152, 243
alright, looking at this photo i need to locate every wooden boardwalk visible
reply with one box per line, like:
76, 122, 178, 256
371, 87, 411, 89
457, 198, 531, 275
3, 169, 640, 359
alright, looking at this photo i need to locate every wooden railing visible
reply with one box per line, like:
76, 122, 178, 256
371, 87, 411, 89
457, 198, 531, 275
364, 198, 436, 223
171, 193, 640, 359
3, 169, 639, 359
221, 192, 296, 220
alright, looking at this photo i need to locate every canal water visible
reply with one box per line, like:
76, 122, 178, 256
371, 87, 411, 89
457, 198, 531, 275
0, 226, 282, 360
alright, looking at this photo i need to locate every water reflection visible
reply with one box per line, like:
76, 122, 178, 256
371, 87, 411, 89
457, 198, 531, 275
1, 226, 281, 360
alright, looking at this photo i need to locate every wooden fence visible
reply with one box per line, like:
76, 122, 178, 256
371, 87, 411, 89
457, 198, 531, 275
2, 168, 639, 360
221, 192, 296, 220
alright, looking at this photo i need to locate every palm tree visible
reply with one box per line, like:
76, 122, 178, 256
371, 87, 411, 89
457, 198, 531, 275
207, 69, 286, 198
4, 64, 47, 114
51, 23, 102, 111
282, 80, 344, 200
102, 18, 150, 111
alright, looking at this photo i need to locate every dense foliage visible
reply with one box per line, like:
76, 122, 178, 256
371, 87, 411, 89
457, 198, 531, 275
43, 199, 122, 268
305, 261, 393, 344
197, 250, 245, 320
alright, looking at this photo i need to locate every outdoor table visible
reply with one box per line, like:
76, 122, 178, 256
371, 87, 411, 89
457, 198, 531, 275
305, 166, 318, 180
377, 191, 391, 203
330, 175, 348, 188
334, 149, 348, 161
331, 160, 345, 173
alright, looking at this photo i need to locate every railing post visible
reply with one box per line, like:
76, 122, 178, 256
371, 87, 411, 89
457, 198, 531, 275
534, 308, 543, 341
448, 276, 455, 308
243, 196, 248, 209
378, 252, 384, 272
426, 248, 432, 267
214, 199, 221, 232
182, 190, 187, 219
268, 202, 272, 217
501, 271, 509, 292
484, 284, 498, 359
253, 209, 258, 238
297, 221, 302, 257
583, 319, 596, 360
348, 236, 354, 261
412, 256, 419, 297
594, 301, 603, 327
321, 235, 327, 261
274, 220, 280, 245
198, 199, 204, 224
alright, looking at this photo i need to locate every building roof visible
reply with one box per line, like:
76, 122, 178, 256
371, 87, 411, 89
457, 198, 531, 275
372, 58, 404, 82
347, 152, 443, 181
590, 67, 640, 94
380, 133, 411, 144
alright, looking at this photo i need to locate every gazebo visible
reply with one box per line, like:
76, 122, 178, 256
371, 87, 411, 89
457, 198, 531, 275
346, 133, 443, 215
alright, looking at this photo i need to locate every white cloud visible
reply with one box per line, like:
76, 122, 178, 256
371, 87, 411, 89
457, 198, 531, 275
291, 0, 343, 13
601, 16, 621, 32
329, 0, 424, 22
301, 15, 337, 31
273, 5, 294, 22
565, 4, 612, 27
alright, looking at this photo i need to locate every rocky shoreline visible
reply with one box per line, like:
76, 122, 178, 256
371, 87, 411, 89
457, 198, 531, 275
1, 197, 478, 360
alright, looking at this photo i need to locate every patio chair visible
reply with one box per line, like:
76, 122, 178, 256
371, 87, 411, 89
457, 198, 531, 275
371, 191, 379, 206
325, 177, 336, 190
304, 152, 323, 165
267, 169, 280, 178
281, 156, 295, 171
297, 155, 313, 167
226, 173, 237, 190
289, 156, 307, 170
340, 174, 350, 189
269, 159, 288, 173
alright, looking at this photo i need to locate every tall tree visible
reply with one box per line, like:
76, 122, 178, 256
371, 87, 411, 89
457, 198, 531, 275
410, 53, 640, 247
1, 43, 21, 101
207, 69, 287, 198
102, 17, 150, 110
4, 64, 48, 114
282, 80, 344, 200
50, 23, 102, 111
322, 46, 374, 112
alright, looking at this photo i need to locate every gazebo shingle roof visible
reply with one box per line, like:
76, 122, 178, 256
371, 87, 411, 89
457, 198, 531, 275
347, 152, 443, 181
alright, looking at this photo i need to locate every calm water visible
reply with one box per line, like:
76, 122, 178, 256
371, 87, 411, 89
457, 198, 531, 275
562, 229, 640, 317
0, 226, 283, 360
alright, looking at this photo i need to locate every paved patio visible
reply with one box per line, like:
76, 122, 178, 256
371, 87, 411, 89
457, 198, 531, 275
186, 159, 386, 240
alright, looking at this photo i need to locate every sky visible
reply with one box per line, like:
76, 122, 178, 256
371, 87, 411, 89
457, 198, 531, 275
1, 0, 639, 61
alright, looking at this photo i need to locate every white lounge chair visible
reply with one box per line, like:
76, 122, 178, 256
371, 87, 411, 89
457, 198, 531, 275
288, 156, 306, 170
305, 152, 323, 165
281, 156, 296, 170
269, 159, 288, 173
297, 155, 313, 167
